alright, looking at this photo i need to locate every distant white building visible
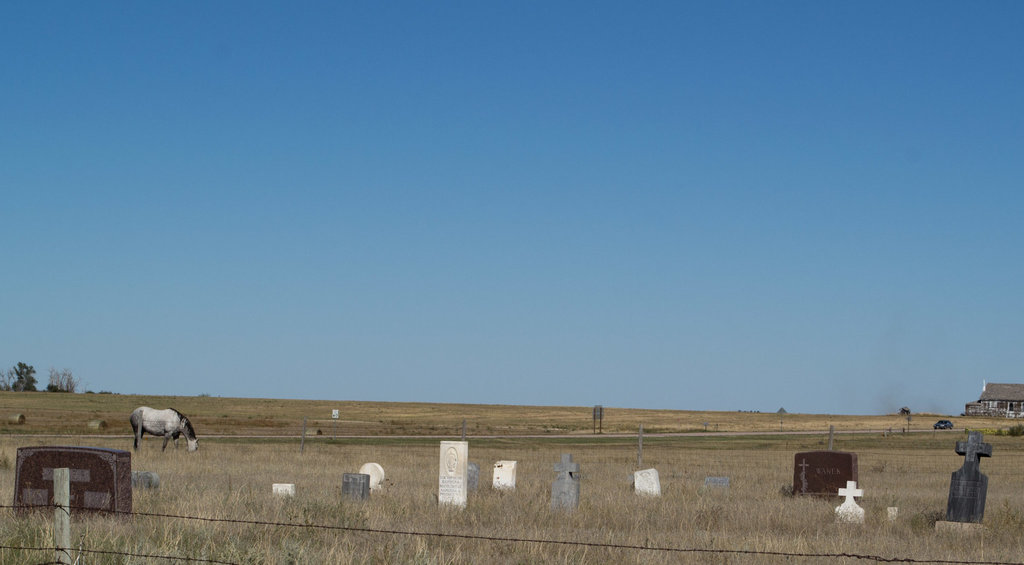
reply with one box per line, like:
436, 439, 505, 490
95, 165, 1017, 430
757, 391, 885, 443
965, 382, 1024, 418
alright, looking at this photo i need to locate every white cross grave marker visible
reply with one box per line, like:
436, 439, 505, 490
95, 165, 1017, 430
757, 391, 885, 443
835, 480, 865, 523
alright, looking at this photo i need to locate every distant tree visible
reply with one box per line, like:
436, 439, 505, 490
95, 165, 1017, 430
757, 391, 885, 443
898, 406, 911, 416
46, 367, 80, 393
12, 362, 37, 392
0, 367, 13, 391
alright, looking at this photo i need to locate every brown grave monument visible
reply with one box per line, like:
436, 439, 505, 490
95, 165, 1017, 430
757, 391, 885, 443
14, 446, 132, 515
793, 451, 858, 496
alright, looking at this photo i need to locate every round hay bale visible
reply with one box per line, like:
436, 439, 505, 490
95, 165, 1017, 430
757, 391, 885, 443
87, 419, 108, 430
7, 414, 25, 425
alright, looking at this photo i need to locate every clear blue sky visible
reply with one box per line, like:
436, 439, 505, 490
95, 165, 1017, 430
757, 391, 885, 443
2, 2, 1022, 415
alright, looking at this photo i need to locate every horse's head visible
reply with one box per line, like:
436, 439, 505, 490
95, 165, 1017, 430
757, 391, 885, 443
186, 437, 199, 452
180, 416, 199, 452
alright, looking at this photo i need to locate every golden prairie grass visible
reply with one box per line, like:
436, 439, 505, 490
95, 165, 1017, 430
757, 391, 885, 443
3, 432, 1024, 564
0, 391, 1005, 437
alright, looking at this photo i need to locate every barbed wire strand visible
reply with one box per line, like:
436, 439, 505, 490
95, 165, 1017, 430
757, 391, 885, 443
3, 504, 1022, 565
2, 544, 238, 565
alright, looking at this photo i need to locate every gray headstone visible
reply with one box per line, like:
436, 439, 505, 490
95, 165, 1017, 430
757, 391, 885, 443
467, 462, 480, 491
946, 431, 991, 523
551, 453, 580, 511
342, 473, 370, 501
704, 476, 730, 489
131, 471, 160, 489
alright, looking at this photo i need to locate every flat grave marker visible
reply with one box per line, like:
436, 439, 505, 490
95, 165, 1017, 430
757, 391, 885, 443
272, 483, 295, 496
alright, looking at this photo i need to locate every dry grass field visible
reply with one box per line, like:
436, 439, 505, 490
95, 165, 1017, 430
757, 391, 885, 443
3, 393, 1024, 564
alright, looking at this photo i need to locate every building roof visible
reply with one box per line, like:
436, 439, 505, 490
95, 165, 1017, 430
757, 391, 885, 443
979, 383, 1024, 402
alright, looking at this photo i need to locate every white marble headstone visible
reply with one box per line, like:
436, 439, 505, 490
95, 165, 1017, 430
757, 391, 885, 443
634, 468, 661, 497
359, 462, 386, 491
272, 483, 295, 497
834, 480, 865, 523
438, 441, 468, 507
493, 460, 517, 490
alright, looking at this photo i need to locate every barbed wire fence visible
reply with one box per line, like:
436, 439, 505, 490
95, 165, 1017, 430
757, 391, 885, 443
2, 503, 1023, 565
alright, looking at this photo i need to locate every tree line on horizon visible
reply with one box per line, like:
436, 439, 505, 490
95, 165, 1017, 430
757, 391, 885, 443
1, 362, 81, 393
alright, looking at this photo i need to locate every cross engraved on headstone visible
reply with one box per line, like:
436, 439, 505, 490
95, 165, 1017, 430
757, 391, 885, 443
551, 454, 580, 510
946, 431, 991, 523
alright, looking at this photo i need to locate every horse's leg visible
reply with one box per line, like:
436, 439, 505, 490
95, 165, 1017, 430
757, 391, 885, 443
162, 435, 170, 451
133, 426, 140, 450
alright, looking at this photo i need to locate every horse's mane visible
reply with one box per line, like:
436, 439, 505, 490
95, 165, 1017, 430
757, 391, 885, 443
170, 408, 197, 439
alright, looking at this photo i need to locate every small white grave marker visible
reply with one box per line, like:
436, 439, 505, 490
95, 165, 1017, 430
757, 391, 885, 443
359, 462, 386, 491
272, 483, 295, 497
493, 460, 517, 490
834, 480, 865, 523
633, 468, 661, 497
887, 507, 899, 522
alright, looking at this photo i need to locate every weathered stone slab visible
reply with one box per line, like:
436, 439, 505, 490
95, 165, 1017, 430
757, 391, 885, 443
634, 468, 661, 497
946, 431, 991, 523
551, 453, 580, 510
131, 471, 160, 489
438, 441, 468, 507
342, 473, 370, 501
14, 446, 131, 515
936, 520, 985, 534
468, 462, 480, 491
704, 476, 730, 489
793, 451, 857, 496
272, 483, 295, 496
358, 463, 385, 491
493, 460, 517, 490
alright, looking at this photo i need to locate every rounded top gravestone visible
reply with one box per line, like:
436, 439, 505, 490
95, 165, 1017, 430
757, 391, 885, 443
358, 463, 385, 491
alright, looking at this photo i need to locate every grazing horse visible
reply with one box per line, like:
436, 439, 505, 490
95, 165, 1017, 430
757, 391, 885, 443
130, 407, 199, 452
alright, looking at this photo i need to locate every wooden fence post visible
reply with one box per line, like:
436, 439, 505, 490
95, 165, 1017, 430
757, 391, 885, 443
53, 467, 71, 565
637, 424, 644, 468
301, 418, 307, 454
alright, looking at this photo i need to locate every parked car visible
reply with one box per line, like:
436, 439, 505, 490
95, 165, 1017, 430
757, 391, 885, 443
933, 419, 954, 429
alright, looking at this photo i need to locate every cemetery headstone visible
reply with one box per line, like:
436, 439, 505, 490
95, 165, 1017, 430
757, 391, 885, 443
438, 441, 468, 507
793, 451, 857, 496
551, 453, 581, 510
358, 463, 386, 491
14, 446, 131, 515
342, 473, 370, 501
493, 460, 517, 490
633, 468, 661, 497
887, 507, 899, 522
272, 483, 295, 496
467, 462, 480, 491
131, 471, 160, 489
945, 431, 991, 523
704, 476, 730, 489
834, 480, 865, 524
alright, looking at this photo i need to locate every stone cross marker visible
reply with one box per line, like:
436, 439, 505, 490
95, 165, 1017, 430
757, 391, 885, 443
834, 480, 865, 523
551, 453, 581, 510
14, 446, 132, 515
946, 431, 992, 523
438, 441, 469, 507
793, 451, 858, 496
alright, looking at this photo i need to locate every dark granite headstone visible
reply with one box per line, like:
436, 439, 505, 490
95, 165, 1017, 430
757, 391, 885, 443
131, 471, 160, 489
946, 431, 992, 523
551, 453, 581, 510
793, 451, 858, 496
467, 462, 480, 491
14, 446, 131, 515
342, 473, 370, 501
